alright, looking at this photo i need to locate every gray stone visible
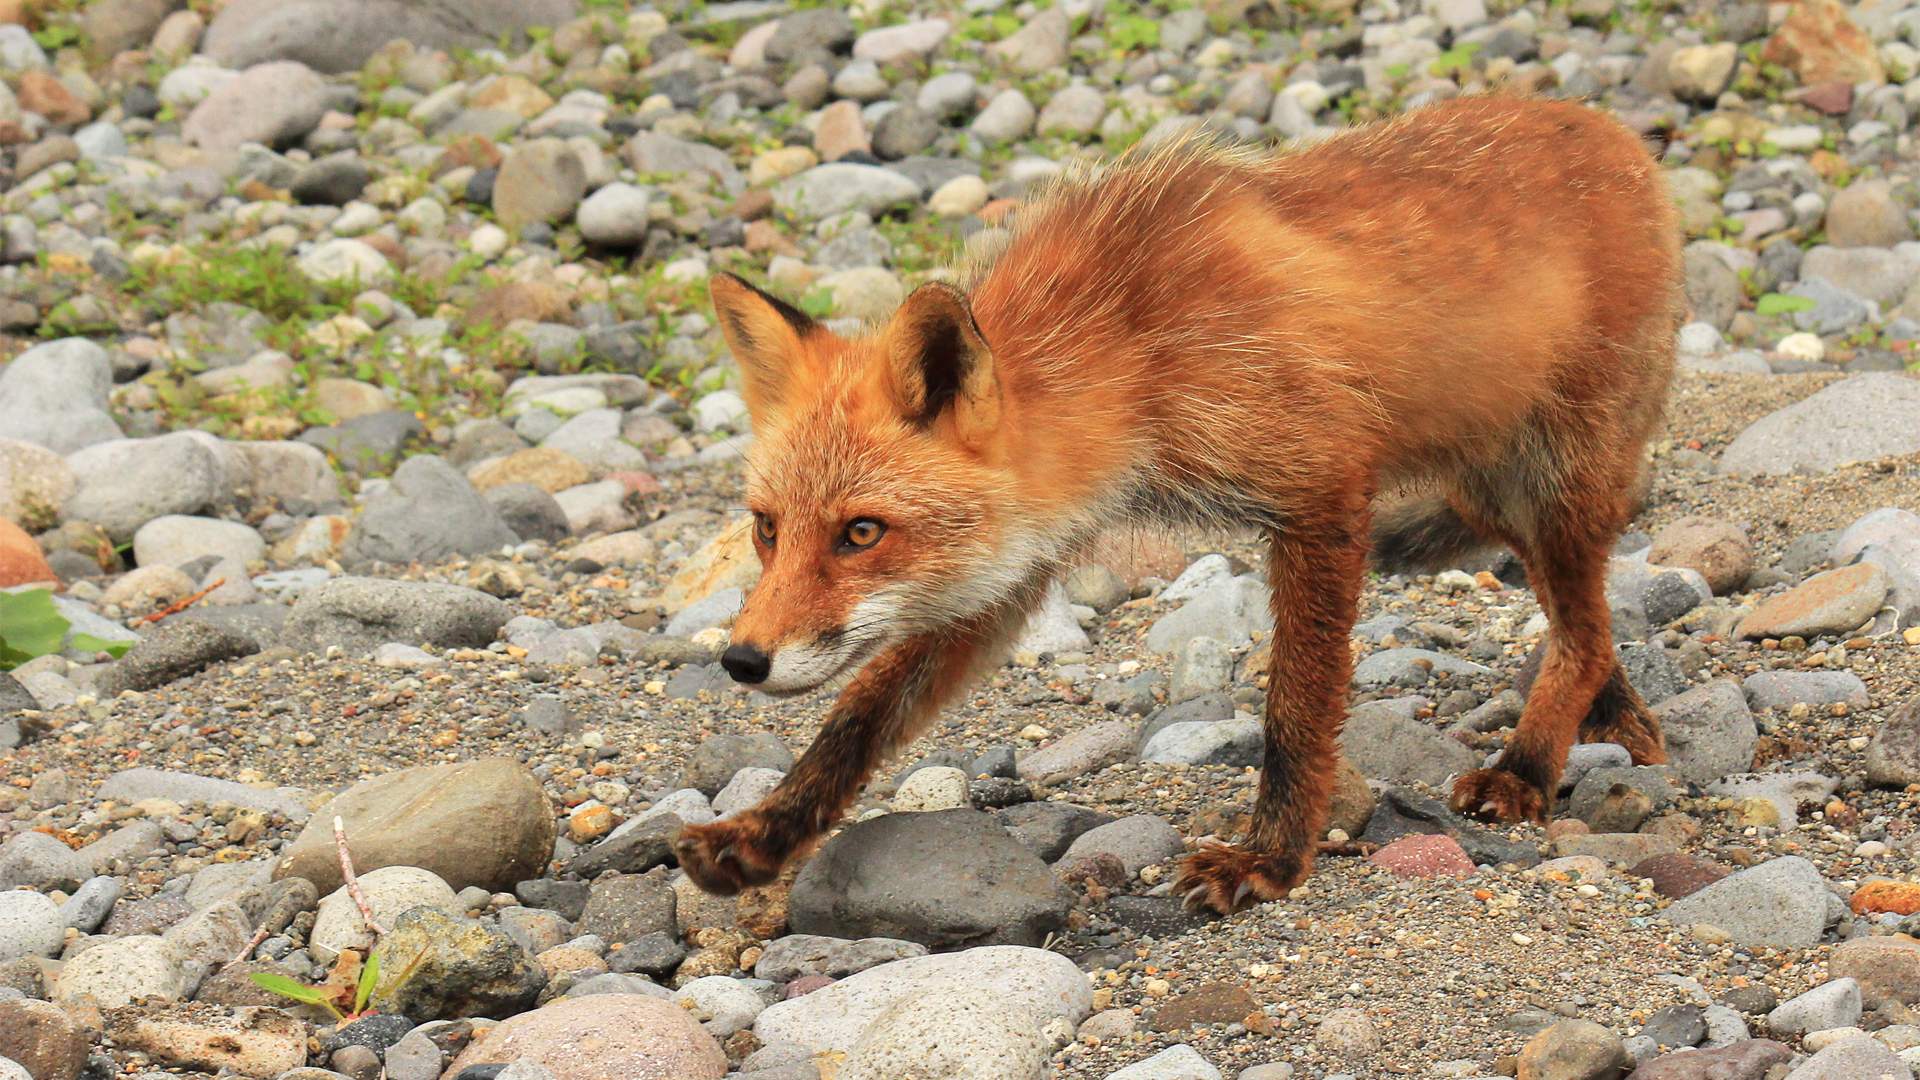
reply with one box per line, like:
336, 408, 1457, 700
0, 338, 122, 454
1742, 671, 1869, 710
1766, 978, 1861, 1037
1661, 856, 1833, 948
1016, 721, 1135, 785
1652, 680, 1757, 784
1106, 1044, 1223, 1080
1056, 814, 1185, 877
996, 802, 1116, 862
753, 934, 928, 983
1139, 718, 1263, 767
282, 577, 510, 654
680, 732, 794, 796
1786, 277, 1874, 335
97, 767, 311, 818
754, 945, 1092, 1056
788, 808, 1071, 949
1339, 701, 1480, 788
63, 432, 231, 542
838, 985, 1051, 1080
182, 61, 328, 150
1867, 698, 1920, 788
773, 163, 921, 221
1352, 648, 1493, 689
1783, 1034, 1906, 1079
1146, 576, 1270, 654
344, 455, 518, 567
132, 515, 264, 569
1801, 245, 1919, 307
1722, 375, 1920, 476
204, 0, 579, 73
95, 619, 259, 695
60, 875, 123, 933
0, 891, 61, 962
577, 873, 676, 945
0, 831, 90, 891
577, 182, 651, 247
969, 89, 1035, 142
485, 483, 570, 544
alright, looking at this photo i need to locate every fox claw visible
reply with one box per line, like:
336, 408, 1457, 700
1171, 842, 1308, 916
674, 815, 789, 895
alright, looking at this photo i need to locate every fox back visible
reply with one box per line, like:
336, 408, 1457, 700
709, 95, 1680, 692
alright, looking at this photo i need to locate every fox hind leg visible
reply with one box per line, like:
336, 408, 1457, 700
1578, 661, 1668, 766
1176, 492, 1369, 914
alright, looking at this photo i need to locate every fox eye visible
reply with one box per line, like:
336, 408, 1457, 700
840, 518, 886, 551
753, 512, 777, 546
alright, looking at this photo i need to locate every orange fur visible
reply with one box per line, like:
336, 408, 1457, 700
680, 97, 1682, 914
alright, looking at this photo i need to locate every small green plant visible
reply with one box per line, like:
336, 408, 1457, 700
0, 589, 130, 670
251, 950, 383, 1023
1755, 293, 1816, 317
1106, 12, 1161, 52
1430, 41, 1482, 77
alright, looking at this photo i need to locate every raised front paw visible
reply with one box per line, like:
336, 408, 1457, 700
1450, 767, 1548, 824
1173, 842, 1310, 916
673, 814, 792, 895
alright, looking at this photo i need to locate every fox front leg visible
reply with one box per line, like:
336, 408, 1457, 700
674, 622, 1003, 894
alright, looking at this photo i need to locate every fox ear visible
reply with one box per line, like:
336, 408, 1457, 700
710, 272, 816, 420
885, 282, 1000, 448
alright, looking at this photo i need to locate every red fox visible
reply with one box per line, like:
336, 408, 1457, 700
676, 96, 1681, 914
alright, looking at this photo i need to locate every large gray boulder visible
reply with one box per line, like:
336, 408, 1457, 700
1721, 374, 1920, 476
203, 0, 581, 73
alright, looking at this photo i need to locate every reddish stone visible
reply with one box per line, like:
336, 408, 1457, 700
1850, 880, 1920, 916
783, 974, 834, 999
731, 188, 773, 221
978, 198, 1020, 226
1629, 853, 1730, 899
1149, 982, 1260, 1031
1762, 0, 1884, 86
1799, 81, 1854, 116
1368, 833, 1473, 878
16, 71, 90, 126
606, 471, 663, 497
0, 520, 55, 587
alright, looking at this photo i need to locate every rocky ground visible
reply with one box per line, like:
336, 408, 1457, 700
0, 0, 1918, 1078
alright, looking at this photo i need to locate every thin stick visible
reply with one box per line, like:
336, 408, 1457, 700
231, 924, 271, 964
335, 815, 385, 936
133, 578, 226, 626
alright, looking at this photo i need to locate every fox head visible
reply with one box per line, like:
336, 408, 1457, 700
707, 272, 1022, 693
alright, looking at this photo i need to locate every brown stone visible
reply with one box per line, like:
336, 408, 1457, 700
1736, 563, 1890, 640
434, 134, 503, 176
0, 519, 54, 587
813, 99, 870, 161
1830, 935, 1920, 1007
1327, 756, 1375, 837
1630, 852, 1730, 899
1148, 981, 1261, 1031
1762, 0, 1884, 86
272, 758, 556, 895
461, 281, 572, 331
16, 71, 91, 126
662, 518, 760, 611
469, 74, 554, 118
0, 997, 89, 1080
470, 447, 591, 493
1648, 516, 1752, 595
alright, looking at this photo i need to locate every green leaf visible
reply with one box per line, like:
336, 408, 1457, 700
1756, 293, 1816, 316
68, 633, 132, 659
0, 590, 71, 671
249, 973, 330, 1006
357, 951, 381, 1014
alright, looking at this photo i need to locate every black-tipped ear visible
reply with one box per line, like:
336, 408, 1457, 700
710, 272, 817, 422
885, 282, 1000, 447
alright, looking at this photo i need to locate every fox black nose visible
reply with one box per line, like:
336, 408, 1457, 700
721, 644, 771, 684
